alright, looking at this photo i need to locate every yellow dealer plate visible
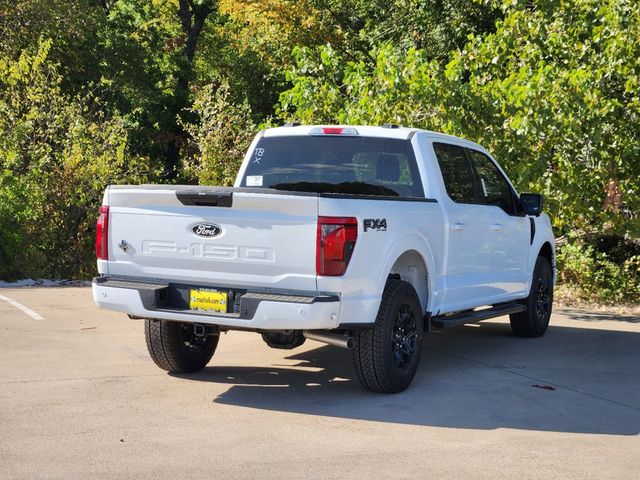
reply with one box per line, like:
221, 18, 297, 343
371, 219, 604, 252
189, 289, 228, 313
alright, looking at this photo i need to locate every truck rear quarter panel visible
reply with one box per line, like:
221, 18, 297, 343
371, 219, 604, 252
317, 196, 445, 325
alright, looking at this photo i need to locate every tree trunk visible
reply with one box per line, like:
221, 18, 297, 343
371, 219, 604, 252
164, 0, 215, 179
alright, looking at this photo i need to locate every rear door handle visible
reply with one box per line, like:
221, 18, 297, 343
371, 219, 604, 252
451, 222, 466, 231
491, 223, 504, 231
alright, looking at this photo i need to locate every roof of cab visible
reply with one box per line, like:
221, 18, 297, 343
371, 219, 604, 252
262, 124, 486, 151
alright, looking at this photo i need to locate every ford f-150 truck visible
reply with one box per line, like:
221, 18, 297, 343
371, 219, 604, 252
92, 124, 555, 393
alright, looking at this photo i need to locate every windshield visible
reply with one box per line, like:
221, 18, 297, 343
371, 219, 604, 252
240, 136, 424, 197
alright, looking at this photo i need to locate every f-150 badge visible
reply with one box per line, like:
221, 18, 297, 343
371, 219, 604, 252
364, 218, 387, 232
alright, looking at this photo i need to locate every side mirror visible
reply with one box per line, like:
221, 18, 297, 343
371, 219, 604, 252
520, 193, 543, 216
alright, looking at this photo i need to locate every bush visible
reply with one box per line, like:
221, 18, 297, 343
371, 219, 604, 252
0, 40, 160, 280
556, 239, 640, 304
181, 82, 258, 186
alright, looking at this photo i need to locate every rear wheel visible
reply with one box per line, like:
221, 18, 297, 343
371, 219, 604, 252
144, 319, 218, 373
510, 256, 553, 337
352, 280, 423, 393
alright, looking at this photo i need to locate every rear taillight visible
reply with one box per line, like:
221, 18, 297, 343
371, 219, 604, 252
95, 205, 109, 260
316, 216, 358, 276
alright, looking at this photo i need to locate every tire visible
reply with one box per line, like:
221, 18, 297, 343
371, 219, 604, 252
510, 256, 553, 337
144, 319, 218, 373
352, 280, 424, 393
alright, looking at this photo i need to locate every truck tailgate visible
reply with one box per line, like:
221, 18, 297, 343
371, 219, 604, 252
103, 186, 319, 292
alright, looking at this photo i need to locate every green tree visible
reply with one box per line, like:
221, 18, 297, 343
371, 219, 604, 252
96, 0, 218, 178
181, 82, 258, 186
0, 0, 105, 90
279, 0, 640, 238
0, 40, 158, 279
306, 0, 502, 61
1, 0, 222, 178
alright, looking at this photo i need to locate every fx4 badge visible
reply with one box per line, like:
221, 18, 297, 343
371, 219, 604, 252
364, 218, 387, 232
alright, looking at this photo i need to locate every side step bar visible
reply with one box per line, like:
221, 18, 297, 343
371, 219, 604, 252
431, 303, 525, 329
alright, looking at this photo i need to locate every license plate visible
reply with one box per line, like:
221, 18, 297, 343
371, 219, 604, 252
189, 289, 228, 313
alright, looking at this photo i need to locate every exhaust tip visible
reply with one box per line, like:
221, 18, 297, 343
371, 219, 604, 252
303, 331, 354, 349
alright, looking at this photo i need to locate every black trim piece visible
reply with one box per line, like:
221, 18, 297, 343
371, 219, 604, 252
155, 306, 243, 319
431, 303, 525, 329
110, 184, 438, 202
95, 274, 331, 297
241, 187, 320, 197
336, 323, 375, 330
94, 277, 169, 311
176, 191, 233, 207
319, 193, 437, 202
114, 184, 319, 198
529, 217, 536, 245
407, 130, 417, 140
423, 311, 432, 332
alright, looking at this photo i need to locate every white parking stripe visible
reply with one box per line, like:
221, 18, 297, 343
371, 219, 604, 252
0, 294, 44, 320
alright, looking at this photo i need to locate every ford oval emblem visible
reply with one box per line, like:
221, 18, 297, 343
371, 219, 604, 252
191, 223, 222, 238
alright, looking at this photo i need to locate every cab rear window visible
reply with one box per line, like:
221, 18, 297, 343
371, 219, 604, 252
240, 136, 424, 197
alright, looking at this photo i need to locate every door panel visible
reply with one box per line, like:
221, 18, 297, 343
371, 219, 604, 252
486, 207, 529, 295
465, 149, 529, 296
445, 201, 496, 305
433, 142, 494, 309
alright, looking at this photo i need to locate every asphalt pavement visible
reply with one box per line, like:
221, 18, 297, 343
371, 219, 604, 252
0, 287, 638, 479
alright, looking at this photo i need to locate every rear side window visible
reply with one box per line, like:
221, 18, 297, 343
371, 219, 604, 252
433, 142, 476, 203
466, 149, 517, 215
241, 136, 424, 197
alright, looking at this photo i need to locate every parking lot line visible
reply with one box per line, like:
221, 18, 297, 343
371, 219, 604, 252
0, 294, 44, 320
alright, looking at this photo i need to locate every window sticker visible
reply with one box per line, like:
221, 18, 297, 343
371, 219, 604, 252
246, 175, 263, 187
253, 147, 265, 164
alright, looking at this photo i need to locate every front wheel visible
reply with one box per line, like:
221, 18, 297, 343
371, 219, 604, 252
510, 256, 553, 337
144, 319, 218, 373
352, 280, 424, 393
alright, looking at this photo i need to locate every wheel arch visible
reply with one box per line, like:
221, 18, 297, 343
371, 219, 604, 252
528, 214, 556, 285
387, 250, 429, 312
378, 233, 440, 313
539, 241, 554, 270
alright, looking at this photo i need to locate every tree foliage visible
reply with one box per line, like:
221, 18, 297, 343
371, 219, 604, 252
0, 41, 158, 279
181, 82, 258, 186
305, 0, 502, 60
0, 0, 637, 302
279, 0, 640, 238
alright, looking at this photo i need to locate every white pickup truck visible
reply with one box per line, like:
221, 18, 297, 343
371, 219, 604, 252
93, 124, 555, 393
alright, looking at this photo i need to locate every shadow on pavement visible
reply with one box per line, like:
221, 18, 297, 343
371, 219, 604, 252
559, 308, 639, 323
176, 320, 640, 435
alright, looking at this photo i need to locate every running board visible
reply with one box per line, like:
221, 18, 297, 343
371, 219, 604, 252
431, 303, 525, 329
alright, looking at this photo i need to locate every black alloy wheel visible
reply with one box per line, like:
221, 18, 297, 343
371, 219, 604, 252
510, 255, 554, 337
392, 303, 419, 372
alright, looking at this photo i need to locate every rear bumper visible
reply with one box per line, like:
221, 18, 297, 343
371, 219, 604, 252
92, 276, 341, 330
